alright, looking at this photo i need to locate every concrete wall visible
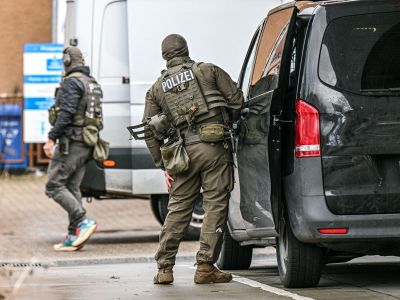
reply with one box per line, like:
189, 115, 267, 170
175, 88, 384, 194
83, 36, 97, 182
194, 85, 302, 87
0, 0, 52, 95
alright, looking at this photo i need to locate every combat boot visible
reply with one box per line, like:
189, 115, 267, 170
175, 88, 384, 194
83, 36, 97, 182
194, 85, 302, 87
194, 263, 232, 284
153, 267, 174, 284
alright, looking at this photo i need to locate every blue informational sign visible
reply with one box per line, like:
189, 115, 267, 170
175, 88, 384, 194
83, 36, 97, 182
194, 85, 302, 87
47, 58, 63, 71
23, 43, 64, 143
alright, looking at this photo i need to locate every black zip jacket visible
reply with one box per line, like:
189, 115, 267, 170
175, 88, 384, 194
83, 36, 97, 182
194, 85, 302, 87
48, 66, 90, 141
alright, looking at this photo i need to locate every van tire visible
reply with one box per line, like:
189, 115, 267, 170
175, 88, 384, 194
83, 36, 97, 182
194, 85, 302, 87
154, 194, 203, 241
276, 212, 326, 288
217, 229, 253, 270
150, 195, 163, 224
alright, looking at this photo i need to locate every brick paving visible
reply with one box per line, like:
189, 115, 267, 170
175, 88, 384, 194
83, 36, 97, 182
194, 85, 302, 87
0, 174, 197, 263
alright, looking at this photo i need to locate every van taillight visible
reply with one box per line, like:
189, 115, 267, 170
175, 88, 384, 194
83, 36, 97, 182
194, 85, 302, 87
295, 99, 321, 158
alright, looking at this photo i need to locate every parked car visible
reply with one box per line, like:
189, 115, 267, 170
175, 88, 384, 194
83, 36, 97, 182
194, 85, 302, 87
218, 0, 400, 288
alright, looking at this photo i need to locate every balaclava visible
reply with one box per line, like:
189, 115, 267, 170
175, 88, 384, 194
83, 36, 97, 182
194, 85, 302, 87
63, 47, 85, 73
161, 34, 189, 61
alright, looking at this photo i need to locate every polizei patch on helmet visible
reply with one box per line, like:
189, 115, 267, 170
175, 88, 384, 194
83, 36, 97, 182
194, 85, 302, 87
162, 70, 195, 93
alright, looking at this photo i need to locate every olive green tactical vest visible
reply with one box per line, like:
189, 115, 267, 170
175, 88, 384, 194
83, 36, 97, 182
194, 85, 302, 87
158, 62, 228, 128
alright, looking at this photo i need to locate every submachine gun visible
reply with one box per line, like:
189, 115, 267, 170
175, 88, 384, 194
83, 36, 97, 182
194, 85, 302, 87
127, 113, 176, 141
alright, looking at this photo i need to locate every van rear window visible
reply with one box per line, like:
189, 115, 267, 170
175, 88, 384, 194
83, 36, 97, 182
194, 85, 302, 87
318, 12, 400, 94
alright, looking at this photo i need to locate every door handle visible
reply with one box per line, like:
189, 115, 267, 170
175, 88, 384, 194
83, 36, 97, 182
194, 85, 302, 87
272, 115, 293, 126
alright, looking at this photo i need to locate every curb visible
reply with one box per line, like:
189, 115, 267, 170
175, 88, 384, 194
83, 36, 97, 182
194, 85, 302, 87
0, 253, 275, 268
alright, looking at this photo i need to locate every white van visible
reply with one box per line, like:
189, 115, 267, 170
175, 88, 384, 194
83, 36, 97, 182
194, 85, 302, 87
65, 0, 285, 238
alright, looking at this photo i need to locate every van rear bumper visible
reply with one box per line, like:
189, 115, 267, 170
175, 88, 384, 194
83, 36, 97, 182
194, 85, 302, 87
81, 147, 167, 197
288, 194, 400, 243
284, 157, 400, 244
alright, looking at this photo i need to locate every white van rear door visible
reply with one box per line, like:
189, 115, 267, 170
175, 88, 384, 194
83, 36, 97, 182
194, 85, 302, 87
92, 0, 131, 148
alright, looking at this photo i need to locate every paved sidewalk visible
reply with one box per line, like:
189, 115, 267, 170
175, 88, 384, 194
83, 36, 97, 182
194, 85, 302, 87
0, 174, 198, 264
0, 260, 282, 300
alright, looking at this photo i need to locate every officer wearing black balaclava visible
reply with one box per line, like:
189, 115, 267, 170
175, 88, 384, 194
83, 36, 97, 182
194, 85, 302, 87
142, 34, 244, 284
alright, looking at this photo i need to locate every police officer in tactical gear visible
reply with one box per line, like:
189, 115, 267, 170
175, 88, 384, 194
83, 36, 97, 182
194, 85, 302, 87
143, 34, 244, 284
43, 47, 101, 251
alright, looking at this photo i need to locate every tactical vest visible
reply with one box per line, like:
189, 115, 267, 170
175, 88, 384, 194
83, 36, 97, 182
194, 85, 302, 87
68, 72, 103, 130
157, 62, 228, 129
51, 72, 103, 141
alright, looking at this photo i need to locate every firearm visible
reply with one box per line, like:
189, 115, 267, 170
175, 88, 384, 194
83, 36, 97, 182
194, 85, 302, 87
59, 136, 70, 155
127, 113, 176, 141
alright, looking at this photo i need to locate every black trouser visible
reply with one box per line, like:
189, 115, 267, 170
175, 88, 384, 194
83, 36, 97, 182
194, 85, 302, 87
45, 140, 92, 234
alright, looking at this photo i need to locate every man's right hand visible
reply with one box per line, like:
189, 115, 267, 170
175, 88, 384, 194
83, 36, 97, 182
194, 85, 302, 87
164, 171, 174, 191
43, 139, 55, 158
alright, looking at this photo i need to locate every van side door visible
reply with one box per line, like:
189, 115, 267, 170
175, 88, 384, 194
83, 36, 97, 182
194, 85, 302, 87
235, 5, 297, 236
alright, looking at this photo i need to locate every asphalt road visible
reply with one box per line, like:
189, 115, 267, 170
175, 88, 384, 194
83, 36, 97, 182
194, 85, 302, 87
1, 254, 400, 300
2, 176, 400, 299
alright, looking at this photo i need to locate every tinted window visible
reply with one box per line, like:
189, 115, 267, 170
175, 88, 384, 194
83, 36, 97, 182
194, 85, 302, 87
262, 25, 288, 92
319, 12, 400, 94
251, 7, 294, 86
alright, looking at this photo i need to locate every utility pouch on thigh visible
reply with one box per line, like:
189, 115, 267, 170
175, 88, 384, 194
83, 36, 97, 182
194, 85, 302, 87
199, 124, 226, 143
160, 136, 190, 175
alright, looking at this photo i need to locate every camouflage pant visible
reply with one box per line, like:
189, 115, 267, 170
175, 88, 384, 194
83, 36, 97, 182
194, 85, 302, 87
45, 140, 92, 234
155, 142, 233, 268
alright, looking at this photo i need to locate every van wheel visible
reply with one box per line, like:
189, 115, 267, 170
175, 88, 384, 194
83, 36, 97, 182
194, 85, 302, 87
276, 212, 326, 288
150, 195, 163, 224
217, 228, 253, 270
156, 194, 204, 240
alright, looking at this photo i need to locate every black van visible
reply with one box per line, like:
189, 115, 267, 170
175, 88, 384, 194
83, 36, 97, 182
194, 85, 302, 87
217, 0, 400, 288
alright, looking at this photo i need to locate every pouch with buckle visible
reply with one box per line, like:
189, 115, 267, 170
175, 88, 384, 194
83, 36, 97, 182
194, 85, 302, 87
160, 134, 190, 175
199, 124, 226, 143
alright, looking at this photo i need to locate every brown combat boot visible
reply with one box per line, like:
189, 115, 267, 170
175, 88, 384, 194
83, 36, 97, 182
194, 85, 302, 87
194, 263, 232, 284
153, 267, 174, 284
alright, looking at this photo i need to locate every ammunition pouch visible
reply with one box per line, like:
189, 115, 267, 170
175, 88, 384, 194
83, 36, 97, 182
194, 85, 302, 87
198, 123, 226, 143
48, 105, 59, 126
85, 116, 103, 130
160, 134, 190, 175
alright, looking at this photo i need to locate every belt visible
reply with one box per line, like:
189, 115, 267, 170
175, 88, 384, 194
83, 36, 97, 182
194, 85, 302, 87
183, 133, 202, 145
181, 127, 201, 145
181, 122, 227, 146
